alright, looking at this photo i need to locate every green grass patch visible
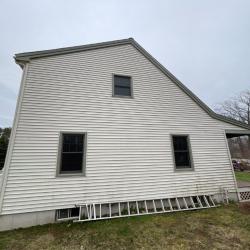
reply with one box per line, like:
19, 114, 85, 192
0, 204, 250, 249
235, 171, 250, 182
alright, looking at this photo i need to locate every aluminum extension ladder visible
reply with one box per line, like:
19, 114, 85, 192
75, 195, 217, 222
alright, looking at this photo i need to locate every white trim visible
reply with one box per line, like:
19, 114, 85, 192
0, 64, 29, 213
223, 130, 240, 202
225, 129, 250, 135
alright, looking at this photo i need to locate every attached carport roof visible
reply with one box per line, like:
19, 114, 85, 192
226, 129, 250, 138
15, 38, 250, 131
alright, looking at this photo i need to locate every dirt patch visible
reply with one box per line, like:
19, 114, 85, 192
239, 202, 250, 214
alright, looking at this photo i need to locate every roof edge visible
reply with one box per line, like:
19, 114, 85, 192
14, 38, 133, 64
14, 38, 250, 130
225, 129, 250, 134
129, 39, 250, 130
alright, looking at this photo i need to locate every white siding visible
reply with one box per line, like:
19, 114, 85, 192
1, 44, 243, 214
0, 171, 3, 192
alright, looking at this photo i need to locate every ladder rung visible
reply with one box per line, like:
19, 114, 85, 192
160, 199, 165, 211
196, 196, 203, 208
144, 200, 148, 213
118, 203, 121, 216
183, 197, 188, 209
136, 201, 139, 214
109, 203, 111, 218
93, 204, 96, 219
79, 205, 82, 220
168, 198, 173, 211
203, 195, 210, 208
152, 200, 157, 212
190, 196, 196, 208
86, 205, 90, 219
175, 198, 181, 210
208, 195, 215, 207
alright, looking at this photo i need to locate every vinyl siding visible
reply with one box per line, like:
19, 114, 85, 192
0, 171, 3, 192
1, 44, 244, 214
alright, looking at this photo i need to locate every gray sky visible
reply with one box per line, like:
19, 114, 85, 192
1, 0, 250, 127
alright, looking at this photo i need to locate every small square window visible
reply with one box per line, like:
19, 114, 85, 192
58, 209, 69, 219
56, 207, 80, 220
113, 75, 132, 97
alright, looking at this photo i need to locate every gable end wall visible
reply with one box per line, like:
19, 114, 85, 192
0, 44, 242, 215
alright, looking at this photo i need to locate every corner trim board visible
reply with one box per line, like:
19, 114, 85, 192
0, 63, 29, 213
223, 131, 240, 201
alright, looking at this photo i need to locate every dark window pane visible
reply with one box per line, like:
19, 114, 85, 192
114, 86, 131, 96
59, 209, 68, 219
61, 152, 83, 172
172, 135, 192, 168
114, 75, 131, 96
71, 207, 80, 217
173, 136, 188, 151
174, 152, 191, 168
63, 134, 83, 152
60, 133, 84, 173
114, 75, 130, 87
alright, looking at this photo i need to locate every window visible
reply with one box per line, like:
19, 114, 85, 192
113, 75, 132, 97
56, 207, 80, 220
171, 135, 193, 170
58, 133, 86, 175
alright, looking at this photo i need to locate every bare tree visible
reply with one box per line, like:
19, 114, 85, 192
215, 90, 250, 125
0, 127, 11, 170
216, 90, 250, 160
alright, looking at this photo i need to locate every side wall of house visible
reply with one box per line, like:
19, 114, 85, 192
0, 44, 243, 218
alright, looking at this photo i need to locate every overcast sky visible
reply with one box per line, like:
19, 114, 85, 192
1, 0, 250, 127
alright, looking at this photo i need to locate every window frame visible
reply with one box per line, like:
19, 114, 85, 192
56, 207, 80, 221
170, 134, 194, 171
56, 132, 87, 177
112, 74, 133, 98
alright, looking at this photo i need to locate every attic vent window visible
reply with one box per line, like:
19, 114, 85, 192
113, 75, 132, 97
57, 133, 86, 175
171, 135, 193, 170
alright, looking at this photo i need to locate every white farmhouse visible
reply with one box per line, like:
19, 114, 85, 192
0, 38, 249, 231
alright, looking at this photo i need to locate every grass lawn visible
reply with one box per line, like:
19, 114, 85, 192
0, 204, 250, 250
235, 171, 250, 182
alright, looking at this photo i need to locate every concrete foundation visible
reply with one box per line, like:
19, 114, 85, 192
213, 191, 239, 203
0, 210, 55, 232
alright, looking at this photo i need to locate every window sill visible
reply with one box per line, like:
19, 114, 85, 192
56, 172, 86, 177
174, 168, 194, 172
112, 95, 133, 99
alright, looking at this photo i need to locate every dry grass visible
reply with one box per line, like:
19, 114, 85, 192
0, 203, 250, 250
